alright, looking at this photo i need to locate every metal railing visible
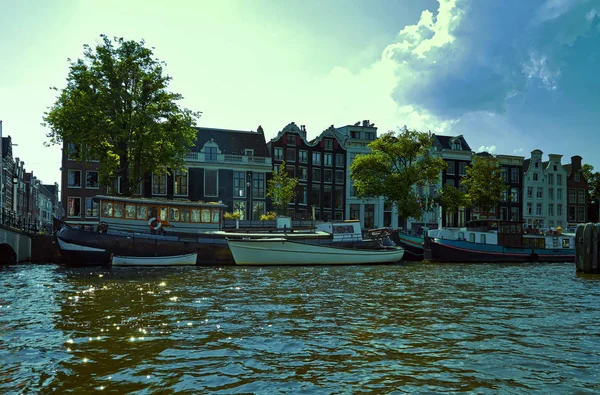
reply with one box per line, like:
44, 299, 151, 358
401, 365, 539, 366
0, 208, 52, 235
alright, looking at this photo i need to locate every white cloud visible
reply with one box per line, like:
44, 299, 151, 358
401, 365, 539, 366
478, 145, 497, 153
513, 148, 524, 154
586, 8, 598, 22
522, 52, 561, 90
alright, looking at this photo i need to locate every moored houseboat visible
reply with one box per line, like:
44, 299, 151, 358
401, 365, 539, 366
425, 219, 575, 263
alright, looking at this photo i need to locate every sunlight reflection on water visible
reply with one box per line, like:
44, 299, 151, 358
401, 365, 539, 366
1, 263, 599, 393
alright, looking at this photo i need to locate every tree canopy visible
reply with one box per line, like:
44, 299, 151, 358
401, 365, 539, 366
582, 164, 600, 198
350, 129, 447, 219
435, 184, 468, 214
266, 161, 299, 216
461, 155, 507, 213
43, 35, 200, 196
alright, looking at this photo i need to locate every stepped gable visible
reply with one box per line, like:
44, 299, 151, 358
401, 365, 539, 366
192, 126, 269, 156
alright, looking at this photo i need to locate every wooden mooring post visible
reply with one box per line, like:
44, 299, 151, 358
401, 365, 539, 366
575, 223, 600, 274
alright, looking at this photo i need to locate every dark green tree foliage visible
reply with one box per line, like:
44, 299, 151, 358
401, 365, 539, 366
435, 184, 468, 213
582, 164, 600, 198
350, 129, 447, 219
461, 155, 508, 213
266, 161, 299, 216
43, 35, 200, 196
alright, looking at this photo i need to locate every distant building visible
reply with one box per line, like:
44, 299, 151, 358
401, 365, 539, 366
497, 154, 524, 221
563, 155, 588, 225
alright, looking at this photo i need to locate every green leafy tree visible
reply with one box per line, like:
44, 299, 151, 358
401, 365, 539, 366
266, 161, 299, 216
582, 164, 600, 198
461, 155, 508, 213
43, 35, 200, 196
350, 128, 447, 219
435, 184, 468, 214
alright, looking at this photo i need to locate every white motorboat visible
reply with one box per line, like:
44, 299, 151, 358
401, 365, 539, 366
226, 238, 404, 266
111, 252, 198, 266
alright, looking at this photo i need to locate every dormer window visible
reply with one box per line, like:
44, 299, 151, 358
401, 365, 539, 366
451, 139, 461, 150
202, 140, 220, 162
324, 139, 333, 150
245, 149, 254, 156
288, 135, 296, 146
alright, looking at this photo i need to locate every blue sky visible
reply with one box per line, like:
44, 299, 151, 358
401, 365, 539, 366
1, 0, 598, 186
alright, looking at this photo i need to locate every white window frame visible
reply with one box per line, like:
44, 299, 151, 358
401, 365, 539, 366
174, 170, 189, 197
152, 172, 167, 196
86, 170, 99, 189
68, 169, 82, 188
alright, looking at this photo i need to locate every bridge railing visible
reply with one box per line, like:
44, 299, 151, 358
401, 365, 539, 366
0, 208, 52, 235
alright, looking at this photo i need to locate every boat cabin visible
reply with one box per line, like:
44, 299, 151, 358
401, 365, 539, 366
315, 220, 363, 242
93, 195, 226, 234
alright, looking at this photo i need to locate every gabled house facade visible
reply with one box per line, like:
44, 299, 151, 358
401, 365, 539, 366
497, 154, 524, 221
564, 155, 588, 225
432, 134, 473, 227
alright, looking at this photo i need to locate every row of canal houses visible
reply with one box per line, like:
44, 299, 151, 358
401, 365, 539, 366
0, 122, 61, 229
60, 121, 590, 232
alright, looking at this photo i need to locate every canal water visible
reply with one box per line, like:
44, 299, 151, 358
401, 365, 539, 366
1, 262, 599, 394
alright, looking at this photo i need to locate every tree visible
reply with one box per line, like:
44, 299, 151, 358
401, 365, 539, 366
435, 184, 468, 214
43, 35, 200, 196
461, 155, 507, 213
266, 161, 298, 216
582, 164, 600, 198
350, 128, 447, 219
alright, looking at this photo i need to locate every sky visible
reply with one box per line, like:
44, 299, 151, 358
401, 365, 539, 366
1, 0, 599, 187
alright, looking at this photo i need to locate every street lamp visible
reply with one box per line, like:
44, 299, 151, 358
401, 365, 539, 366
246, 173, 252, 220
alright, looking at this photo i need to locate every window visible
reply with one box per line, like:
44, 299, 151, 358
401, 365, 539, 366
458, 162, 467, 176
287, 148, 296, 162
252, 173, 265, 198
500, 168, 508, 182
553, 163, 558, 171
68, 197, 81, 217
578, 189, 585, 204
205, 146, 217, 161
299, 150, 308, 163
527, 187, 533, 198
335, 187, 343, 209
364, 132, 375, 141
297, 184, 307, 204
548, 174, 554, 185
324, 153, 333, 166
288, 135, 296, 145
511, 188, 519, 203
108, 177, 122, 195
324, 169, 333, 183
480, 234, 486, 244
469, 233, 476, 243
533, 173, 539, 181
102, 202, 113, 217
312, 168, 321, 182
299, 167, 308, 181
137, 205, 147, 220
234, 171, 246, 198
174, 170, 188, 196
511, 168, 519, 183
511, 207, 520, 221
350, 204, 360, 220
68, 170, 82, 188
447, 162, 455, 175
312, 152, 321, 166
335, 170, 344, 185
86, 171, 99, 189
312, 186, 321, 207
336, 154, 344, 168
274, 147, 284, 160
535, 203, 542, 216
575, 172, 581, 182
568, 188, 576, 203
569, 206, 576, 221
557, 188, 563, 200
323, 186, 332, 208
451, 140, 461, 150
534, 161, 539, 168
557, 204, 563, 216
501, 190, 508, 201
233, 201, 246, 220
152, 173, 167, 195
548, 204, 554, 216
578, 206, 586, 222
287, 166, 295, 178
557, 174, 562, 185
127, 205, 137, 219
549, 188, 554, 200
364, 204, 374, 228
67, 143, 82, 160
85, 197, 98, 217
351, 131, 361, 139
350, 182, 357, 197
537, 187, 543, 199
446, 179, 455, 187
324, 139, 333, 150
245, 149, 254, 156
252, 202, 265, 219
205, 169, 218, 197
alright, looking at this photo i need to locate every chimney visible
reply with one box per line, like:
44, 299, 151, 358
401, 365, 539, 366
362, 120, 368, 127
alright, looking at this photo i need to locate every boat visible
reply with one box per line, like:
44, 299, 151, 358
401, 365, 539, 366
111, 252, 198, 266
54, 195, 230, 266
226, 237, 405, 265
424, 219, 575, 263
391, 231, 426, 261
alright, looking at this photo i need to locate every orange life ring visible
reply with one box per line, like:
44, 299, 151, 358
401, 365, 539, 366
148, 217, 162, 231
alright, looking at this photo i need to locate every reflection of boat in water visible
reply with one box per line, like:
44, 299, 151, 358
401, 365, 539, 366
425, 220, 575, 263
111, 252, 198, 266
227, 238, 405, 266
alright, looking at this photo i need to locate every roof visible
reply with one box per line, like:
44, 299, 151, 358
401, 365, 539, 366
563, 164, 572, 176
523, 159, 531, 172
2, 136, 12, 159
432, 134, 471, 151
192, 127, 269, 156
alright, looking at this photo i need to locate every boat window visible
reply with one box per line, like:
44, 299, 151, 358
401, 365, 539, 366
201, 209, 211, 223
170, 208, 180, 221
181, 208, 190, 222
469, 233, 475, 243
562, 239, 570, 248
334, 225, 345, 233
160, 208, 168, 222
344, 225, 354, 233
480, 234, 486, 243
212, 209, 220, 223
125, 204, 136, 219
137, 205, 147, 220
191, 209, 201, 223
149, 207, 158, 219
458, 232, 464, 240
102, 201, 113, 217
114, 203, 125, 218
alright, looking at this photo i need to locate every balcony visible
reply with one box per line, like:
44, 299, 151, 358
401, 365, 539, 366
184, 152, 272, 166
